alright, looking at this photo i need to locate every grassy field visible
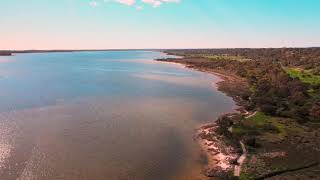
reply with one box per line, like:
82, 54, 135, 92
232, 112, 301, 143
233, 112, 280, 135
285, 68, 320, 85
233, 112, 319, 179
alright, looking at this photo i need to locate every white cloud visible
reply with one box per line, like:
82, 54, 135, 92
141, 0, 161, 8
115, 0, 135, 6
141, 0, 180, 7
102, 0, 180, 8
89, 1, 99, 7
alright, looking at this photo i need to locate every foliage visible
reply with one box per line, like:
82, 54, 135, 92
285, 68, 320, 85
233, 112, 282, 138
204, 55, 251, 62
167, 48, 320, 75
239, 172, 254, 180
165, 48, 320, 122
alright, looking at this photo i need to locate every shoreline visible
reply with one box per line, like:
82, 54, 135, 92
0, 52, 12, 56
157, 53, 320, 179
156, 58, 251, 113
156, 57, 251, 178
0, 49, 164, 55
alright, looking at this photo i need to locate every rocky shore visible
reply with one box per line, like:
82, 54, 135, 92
157, 57, 253, 178
197, 115, 242, 179
196, 111, 256, 180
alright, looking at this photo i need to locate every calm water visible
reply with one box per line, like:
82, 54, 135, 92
0, 51, 235, 180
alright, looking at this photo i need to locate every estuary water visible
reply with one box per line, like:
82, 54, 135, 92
0, 51, 235, 180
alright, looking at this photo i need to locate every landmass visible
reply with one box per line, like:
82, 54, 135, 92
0, 49, 174, 57
157, 48, 320, 179
0, 51, 12, 56
0, 49, 160, 56
2, 48, 319, 178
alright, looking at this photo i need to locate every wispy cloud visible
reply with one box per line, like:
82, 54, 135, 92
89, 1, 99, 7
141, 0, 180, 8
115, 0, 135, 6
100, 0, 180, 8
136, 5, 143, 10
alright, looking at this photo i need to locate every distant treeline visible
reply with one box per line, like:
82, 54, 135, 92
0, 51, 12, 56
164, 48, 320, 123
167, 48, 320, 75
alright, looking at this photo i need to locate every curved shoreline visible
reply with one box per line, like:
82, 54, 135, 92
155, 57, 251, 178
156, 51, 320, 179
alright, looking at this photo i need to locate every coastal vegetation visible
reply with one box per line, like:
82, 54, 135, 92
158, 48, 320, 179
285, 68, 320, 86
162, 48, 320, 123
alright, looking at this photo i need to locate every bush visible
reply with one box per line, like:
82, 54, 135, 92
261, 124, 280, 133
244, 137, 258, 148
260, 105, 277, 115
310, 103, 320, 121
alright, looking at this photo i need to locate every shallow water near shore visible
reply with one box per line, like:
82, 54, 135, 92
0, 51, 235, 180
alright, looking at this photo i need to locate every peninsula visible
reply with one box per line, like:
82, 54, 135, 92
158, 48, 320, 179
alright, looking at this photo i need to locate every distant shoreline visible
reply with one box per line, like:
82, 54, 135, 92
1, 47, 320, 56
0, 52, 12, 56
0, 49, 165, 56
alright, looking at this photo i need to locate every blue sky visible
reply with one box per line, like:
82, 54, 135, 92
0, 0, 319, 49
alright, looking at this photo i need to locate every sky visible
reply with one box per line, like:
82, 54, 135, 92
0, 0, 320, 50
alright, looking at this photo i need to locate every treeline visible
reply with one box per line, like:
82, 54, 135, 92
165, 48, 320, 122
167, 48, 320, 75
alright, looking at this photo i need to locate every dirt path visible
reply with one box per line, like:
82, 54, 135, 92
245, 111, 257, 119
234, 141, 247, 177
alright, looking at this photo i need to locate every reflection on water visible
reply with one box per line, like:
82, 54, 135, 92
0, 51, 235, 179
133, 73, 219, 88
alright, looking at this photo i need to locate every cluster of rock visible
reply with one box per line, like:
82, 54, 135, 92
197, 114, 244, 179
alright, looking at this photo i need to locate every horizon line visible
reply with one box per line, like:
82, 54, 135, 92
1, 46, 320, 52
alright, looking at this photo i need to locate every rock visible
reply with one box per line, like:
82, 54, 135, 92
205, 168, 237, 180
302, 139, 310, 143
204, 168, 216, 177
230, 158, 239, 165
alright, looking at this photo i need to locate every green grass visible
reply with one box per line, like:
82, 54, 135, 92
246, 112, 270, 126
232, 124, 260, 136
232, 112, 289, 142
232, 112, 270, 137
285, 68, 320, 85
246, 112, 307, 142
240, 172, 254, 180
